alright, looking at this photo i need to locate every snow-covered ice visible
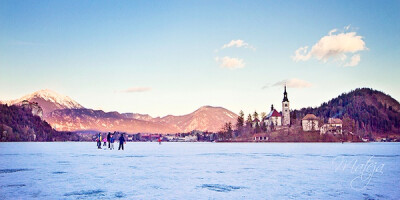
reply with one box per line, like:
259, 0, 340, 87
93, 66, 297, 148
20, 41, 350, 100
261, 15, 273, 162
0, 142, 399, 199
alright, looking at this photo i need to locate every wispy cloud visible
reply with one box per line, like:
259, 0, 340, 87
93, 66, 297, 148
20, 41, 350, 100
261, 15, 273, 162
221, 39, 255, 50
215, 56, 245, 69
272, 78, 312, 88
261, 83, 271, 90
215, 39, 254, 68
344, 54, 360, 67
292, 25, 367, 67
119, 87, 152, 93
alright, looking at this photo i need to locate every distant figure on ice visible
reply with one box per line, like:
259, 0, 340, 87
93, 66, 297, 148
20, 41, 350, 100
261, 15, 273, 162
97, 133, 102, 149
110, 134, 115, 150
102, 136, 107, 146
158, 134, 162, 145
107, 132, 111, 149
118, 133, 126, 150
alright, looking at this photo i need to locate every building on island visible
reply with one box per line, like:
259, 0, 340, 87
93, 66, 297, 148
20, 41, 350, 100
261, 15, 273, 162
320, 118, 343, 135
302, 114, 320, 131
263, 104, 282, 129
261, 86, 291, 131
282, 85, 290, 126
258, 85, 291, 132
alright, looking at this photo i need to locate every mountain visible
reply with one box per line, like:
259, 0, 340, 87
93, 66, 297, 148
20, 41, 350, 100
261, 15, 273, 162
153, 106, 238, 133
294, 88, 400, 135
45, 106, 238, 134
46, 108, 179, 134
0, 104, 80, 141
0, 89, 241, 134
4, 89, 84, 115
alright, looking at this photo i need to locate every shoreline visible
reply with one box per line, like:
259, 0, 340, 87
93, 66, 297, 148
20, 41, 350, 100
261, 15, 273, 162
2, 141, 398, 143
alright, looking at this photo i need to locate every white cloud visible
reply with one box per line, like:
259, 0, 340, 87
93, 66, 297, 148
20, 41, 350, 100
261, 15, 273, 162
221, 39, 255, 50
344, 54, 360, 67
292, 26, 367, 66
328, 29, 338, 36
215, 56, 245, 69
293, 46, 311, 61
273, 78, 312, 88
119, 87, 152, 93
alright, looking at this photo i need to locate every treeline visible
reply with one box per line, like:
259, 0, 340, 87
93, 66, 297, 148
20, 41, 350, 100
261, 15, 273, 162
218, 110, 269, 140
0, 104, 80, 141
293, 88, 400, 135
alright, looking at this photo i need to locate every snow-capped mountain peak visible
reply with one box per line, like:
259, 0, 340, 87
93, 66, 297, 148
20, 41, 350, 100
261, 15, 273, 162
5, 89, 84, 114
19, 89, 83, 109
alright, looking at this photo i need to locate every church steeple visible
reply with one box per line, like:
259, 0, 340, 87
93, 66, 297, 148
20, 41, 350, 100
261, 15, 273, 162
283, 85, 289, 102
282, 85, 290, 126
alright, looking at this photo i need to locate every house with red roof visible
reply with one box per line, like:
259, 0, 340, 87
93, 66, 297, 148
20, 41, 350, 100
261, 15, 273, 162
263, 104, 282, 129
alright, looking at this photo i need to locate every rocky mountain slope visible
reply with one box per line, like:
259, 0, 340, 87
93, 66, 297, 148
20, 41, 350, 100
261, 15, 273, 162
153, 106, 238, 133
46, 106, 238, 133
46, 108, 180, 134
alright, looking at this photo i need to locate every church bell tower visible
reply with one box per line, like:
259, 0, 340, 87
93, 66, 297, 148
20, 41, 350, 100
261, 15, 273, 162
282, 85, 290, 126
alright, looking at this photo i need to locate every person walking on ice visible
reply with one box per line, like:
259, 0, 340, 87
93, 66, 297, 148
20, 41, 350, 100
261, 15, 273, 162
107, 132, 111, 149
118, 133, 126, 150
102, 136, 107, 147
110, 134, 115, 150
97, 133, 102, 149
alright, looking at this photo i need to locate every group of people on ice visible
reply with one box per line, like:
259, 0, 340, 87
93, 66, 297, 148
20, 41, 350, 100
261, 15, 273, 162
96, 132, 126, 150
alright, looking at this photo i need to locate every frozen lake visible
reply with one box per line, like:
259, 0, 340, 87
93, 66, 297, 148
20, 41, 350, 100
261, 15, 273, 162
0, 142, 399, 199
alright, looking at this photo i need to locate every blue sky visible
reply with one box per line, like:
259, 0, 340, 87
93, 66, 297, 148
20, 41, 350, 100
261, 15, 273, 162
1, 0, 399, 117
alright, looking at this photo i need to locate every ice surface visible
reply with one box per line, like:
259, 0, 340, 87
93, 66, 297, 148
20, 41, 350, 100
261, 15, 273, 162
0, 142, 399, 199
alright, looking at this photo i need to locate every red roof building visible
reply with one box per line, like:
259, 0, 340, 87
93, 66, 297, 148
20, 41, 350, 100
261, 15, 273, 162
263, 105, 282, 128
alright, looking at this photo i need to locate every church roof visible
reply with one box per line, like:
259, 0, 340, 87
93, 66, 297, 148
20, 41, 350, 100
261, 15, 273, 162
302, 114, 319, 120
264, 109, 281, 120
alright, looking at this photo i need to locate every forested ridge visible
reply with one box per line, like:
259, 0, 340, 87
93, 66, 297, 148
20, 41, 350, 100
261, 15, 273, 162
293, 88, 400, 135
0, 104, 79, 141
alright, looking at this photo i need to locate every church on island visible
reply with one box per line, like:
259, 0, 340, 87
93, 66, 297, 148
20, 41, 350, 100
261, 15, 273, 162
263, 86, 291, 130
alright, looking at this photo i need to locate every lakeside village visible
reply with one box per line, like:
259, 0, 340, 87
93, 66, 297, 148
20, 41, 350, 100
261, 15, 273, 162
90, 86, 387, 143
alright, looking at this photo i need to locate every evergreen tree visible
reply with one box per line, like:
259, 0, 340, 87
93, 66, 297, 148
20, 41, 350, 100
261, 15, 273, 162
236, 110, 244, 130
253, 111, 260, 133
260, 112, 267, 132
246, 114, 253, 128
225, 122, 233, 139
253, 111, 259, 121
